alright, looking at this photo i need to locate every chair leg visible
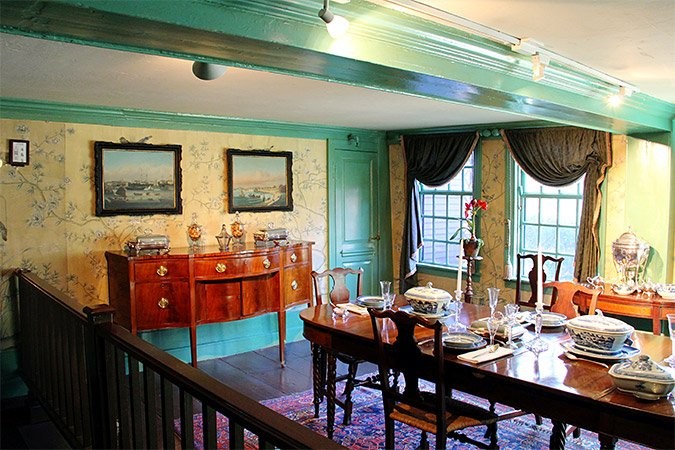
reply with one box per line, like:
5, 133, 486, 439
385, 416, 396, 450
311, 343, 326, 418
341, 361, 359, 425
488, 423, 498, 449
420, 431, 430, 450
535, 414, 543, 425
572, 426, 581, 438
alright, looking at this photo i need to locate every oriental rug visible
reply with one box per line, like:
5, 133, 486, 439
178, 383, 649, 449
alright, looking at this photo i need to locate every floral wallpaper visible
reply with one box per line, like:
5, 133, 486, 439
0, 119, 328, 347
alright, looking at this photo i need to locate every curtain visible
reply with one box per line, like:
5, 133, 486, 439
400, 132, 479, 292
501, 127, 612, 281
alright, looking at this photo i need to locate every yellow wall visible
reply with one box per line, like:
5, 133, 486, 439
0, 119, 328, 344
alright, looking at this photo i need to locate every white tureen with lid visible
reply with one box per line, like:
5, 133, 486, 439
404, 282, 453, 315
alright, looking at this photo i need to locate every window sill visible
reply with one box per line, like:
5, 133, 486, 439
417, 263, 481, 283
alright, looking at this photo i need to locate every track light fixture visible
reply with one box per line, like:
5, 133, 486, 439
531, 53, 549, 82
318, 0, 350, 38
608, 86, 633, 106
192, 61, 227, 81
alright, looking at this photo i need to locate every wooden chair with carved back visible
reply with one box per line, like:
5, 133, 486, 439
515, 253, 564, 310
369, 308, 506, 449
311, 267, 367, 425
544, 280, 600, 319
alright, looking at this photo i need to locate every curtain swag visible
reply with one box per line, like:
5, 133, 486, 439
501, 127, 612, 281
400, 132, 479, 292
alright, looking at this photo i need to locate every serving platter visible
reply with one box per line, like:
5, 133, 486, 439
562, 341, 640, 361
524, 311, 567, 328
355, 295, 385, 308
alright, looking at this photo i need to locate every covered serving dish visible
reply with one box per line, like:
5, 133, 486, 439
404, 282, 452, 315
565, 311, 634, 354
612, 231, 650, 285
609, 355, 675, 400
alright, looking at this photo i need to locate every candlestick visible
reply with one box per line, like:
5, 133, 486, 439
457, 239, 463, 292
537, 248, 543, 310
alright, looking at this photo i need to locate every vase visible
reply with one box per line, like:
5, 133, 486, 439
463, 236, 481, 257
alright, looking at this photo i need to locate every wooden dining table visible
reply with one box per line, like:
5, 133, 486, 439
300, 297, 675, 449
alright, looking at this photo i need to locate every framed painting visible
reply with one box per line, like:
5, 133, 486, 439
94, 141, 182, 216
227, 149, 293, 212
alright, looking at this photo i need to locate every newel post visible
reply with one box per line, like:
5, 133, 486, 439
83, 304, 115, 449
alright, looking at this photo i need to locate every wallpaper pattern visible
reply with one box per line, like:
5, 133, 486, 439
0, 120, 328, 345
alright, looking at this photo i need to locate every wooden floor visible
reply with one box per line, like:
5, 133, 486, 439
1, 339, 377, 449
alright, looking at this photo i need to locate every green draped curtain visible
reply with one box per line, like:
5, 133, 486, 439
501, 127, 612, 281
400, 132, 479, 292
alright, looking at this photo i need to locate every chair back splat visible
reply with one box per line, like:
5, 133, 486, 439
544, 280, 600, 319
311, 267, 363, 306
515, 253, 563, 310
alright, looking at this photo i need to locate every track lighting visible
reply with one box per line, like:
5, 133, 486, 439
531, 53, 549, 82
192, 61, 227, 81
608, 86, 633, 107
318, 0, 350, 38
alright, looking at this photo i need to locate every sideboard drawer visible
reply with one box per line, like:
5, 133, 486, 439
284, 265, 312, 307
284, 246, 310, 266
134, 281, 190, 330
134, 260, 188, 281
193, 253, 280, 278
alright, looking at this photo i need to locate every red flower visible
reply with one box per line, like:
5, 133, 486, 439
453, 198, 489, 241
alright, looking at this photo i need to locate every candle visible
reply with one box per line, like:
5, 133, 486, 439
537, 248, 543, 310
457, 240, 463, 292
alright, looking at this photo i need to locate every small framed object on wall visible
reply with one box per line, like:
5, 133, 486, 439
9, 139, 30, 166
227, 149, 293, 213
94, 141, 183, 217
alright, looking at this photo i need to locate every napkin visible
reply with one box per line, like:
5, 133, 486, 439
457, 346, 514, 364
342, 303, 368, 315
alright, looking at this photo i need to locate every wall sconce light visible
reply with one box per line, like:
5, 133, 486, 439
318, 0, 350, 38
531, 53, 549, 81
192, 61, 227, 81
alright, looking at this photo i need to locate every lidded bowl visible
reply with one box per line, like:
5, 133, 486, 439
565, 311, 634, 354
608, 355, 675, 400
404, 282, 452, 315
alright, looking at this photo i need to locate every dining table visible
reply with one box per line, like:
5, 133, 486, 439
300, 296, 675, 449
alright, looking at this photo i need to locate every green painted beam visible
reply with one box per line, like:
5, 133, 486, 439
1, 0, 673, 134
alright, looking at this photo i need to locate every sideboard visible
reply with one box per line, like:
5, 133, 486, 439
105, 241, 313, 366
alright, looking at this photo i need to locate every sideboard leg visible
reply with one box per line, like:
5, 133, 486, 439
278, 311, 286, 367
190, 325, 198, 367
599, 433, 618, 449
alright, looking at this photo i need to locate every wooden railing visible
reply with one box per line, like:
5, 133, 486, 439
15, 270, 345, 449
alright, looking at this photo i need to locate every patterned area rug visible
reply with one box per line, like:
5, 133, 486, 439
180, 383, 649, 449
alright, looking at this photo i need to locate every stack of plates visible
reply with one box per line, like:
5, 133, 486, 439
355, 295, 385, 309
398, 304, 453, 319
469, 318, 526, 340
442, 332, 486, 351
561, 341, 640, 361
524, 311, 567, 328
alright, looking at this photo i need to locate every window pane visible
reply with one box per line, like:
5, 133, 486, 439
523, 198, 539, 223
559, 198, 578, 226
558, 227, 577, 254
435, 196, 447, 216
433, 219, 447, 240
522, 224, 539, 251
540, 226, 556, 249
540, 198, 558, 225
523, 175, 541, 194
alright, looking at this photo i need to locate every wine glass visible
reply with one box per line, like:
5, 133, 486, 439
487, 287, 500, 317
380, 280, 393, 309
486, 312, 504, 352
447, 289, 466, 332
504, 303, 520, 348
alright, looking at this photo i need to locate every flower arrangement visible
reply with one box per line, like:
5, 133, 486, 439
450, 198, 488, 243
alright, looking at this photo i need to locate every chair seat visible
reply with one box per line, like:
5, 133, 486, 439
391, 394, 497, 434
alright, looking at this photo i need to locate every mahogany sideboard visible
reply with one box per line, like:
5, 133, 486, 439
105, 241, 313, 366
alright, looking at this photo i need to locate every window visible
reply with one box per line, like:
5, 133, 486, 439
510, 160, 584, 280
418, 151, 476, 269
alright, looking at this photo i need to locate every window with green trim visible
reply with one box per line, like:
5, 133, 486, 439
510, 161, 585, 280
418, 151, 475, 269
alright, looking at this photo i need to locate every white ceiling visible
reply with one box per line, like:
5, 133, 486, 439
0, 1, 673, 131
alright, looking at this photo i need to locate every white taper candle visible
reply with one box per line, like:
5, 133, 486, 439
537, 248, 543, 310
457, 240, 464, 292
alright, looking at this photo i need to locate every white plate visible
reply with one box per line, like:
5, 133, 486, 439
470, 318, 526, 340
561, 341, 640, 361
524, 311, 567, 328
399, 304, 453, 319
443, 332, 486, 350
355, 295, 384, 308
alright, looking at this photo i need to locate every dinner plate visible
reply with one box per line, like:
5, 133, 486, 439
469, 318, 526, 340
524, 311, 567, 328
561, 341, 640, 361
443, 332, 487, 350
399, 304, 453, 319
355, 295, 385, 308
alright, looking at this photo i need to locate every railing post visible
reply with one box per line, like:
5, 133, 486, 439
83, 305, 115, 449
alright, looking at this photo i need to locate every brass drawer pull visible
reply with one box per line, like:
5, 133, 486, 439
215, 262, 227, 273
157, 297, 169, 309
156, 265, 168, 277
263, 258, 271, 269
291, 280, 298, 290
290, 253, 297, 263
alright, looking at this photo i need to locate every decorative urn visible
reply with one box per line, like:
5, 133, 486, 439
612, 231, 649, 285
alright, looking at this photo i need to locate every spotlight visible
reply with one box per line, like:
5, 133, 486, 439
318, 0, 349, 38
608, 86, 633, 106
192, 62, 227, 81
531, 53, 549, 82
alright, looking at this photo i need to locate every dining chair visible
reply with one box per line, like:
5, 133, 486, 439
515, 253, 564, 310
369, 308, 519, 449
544, 280, 600, 319
311, 267, 367, 425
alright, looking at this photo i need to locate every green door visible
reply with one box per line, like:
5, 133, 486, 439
328, 136, 391, 296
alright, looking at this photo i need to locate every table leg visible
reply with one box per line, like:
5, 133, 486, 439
599, 433, 618, 449
550, 420, 567, 449
326, 351, 337, 440
311, 343, 326, 418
